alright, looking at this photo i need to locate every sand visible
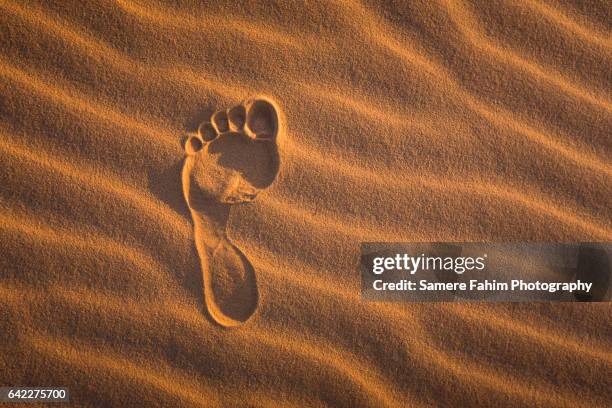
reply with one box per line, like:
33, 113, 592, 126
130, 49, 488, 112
0, 0, 611, 406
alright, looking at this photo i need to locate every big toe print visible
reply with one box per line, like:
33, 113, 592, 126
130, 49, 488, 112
182, 97, 282, 327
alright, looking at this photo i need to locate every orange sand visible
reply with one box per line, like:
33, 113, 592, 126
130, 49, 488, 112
0, 0, 611, 406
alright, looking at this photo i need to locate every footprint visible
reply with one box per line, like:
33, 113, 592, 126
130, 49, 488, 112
182, 97, 281, 327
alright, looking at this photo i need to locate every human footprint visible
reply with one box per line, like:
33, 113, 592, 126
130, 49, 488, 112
182, 97, 281, 327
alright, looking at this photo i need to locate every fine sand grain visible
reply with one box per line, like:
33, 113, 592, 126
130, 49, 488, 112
0, 0, 611, 407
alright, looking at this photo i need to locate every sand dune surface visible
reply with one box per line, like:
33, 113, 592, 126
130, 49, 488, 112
1, 0, 611, 406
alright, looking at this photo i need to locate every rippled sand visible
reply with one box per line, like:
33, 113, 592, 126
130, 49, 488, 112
1, 0, 611, 406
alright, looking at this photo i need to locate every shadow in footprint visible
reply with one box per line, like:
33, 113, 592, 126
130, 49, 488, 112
148, 160, 189, 217
147, 160, 205, 306
208, 133, 279, 190
182, 97, 282, 327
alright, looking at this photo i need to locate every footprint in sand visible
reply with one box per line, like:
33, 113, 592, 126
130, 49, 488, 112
182, 97, 281, 327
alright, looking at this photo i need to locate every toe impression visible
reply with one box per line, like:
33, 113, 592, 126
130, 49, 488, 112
244, 98, 280, 141
198, 122, 218, 142
212, 110, 229, 134
228, 105, 246, 132
185, 135, 204, 155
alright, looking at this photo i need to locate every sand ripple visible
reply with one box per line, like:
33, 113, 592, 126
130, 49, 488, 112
1, 0, 610, 406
